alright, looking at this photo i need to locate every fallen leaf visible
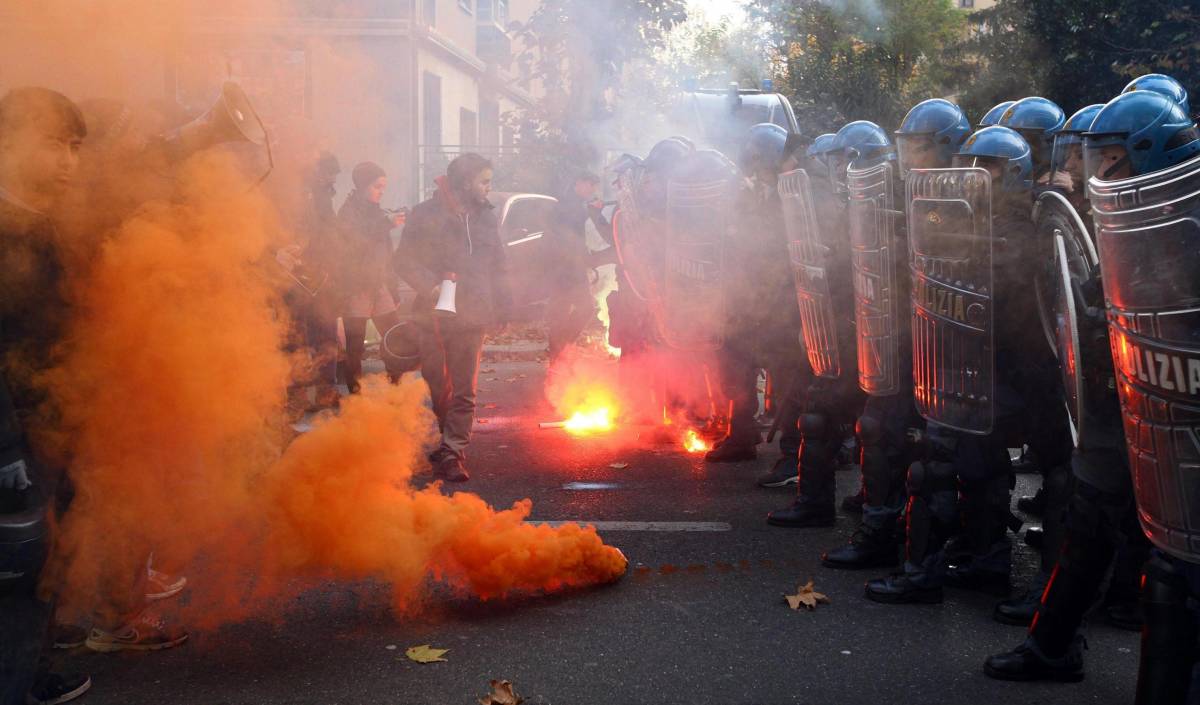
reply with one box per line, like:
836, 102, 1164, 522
487, 377, 499, 381
484, 403, 499, 409
505, 377, 518, 383
608, 462, 629, 469
478, 679, 525, 705
404, 644, 449, 663
785, 580, 831, 611
481, 368, 496, 373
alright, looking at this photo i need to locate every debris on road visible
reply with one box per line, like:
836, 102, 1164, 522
478, 679, 524, 705
785, 581, 831, 611
404, 645, 449, 663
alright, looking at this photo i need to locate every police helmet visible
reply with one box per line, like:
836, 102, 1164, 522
644, 136, 694, 175
1084, 90, 1200, 180
1122, 73, 1190, 115
953, 126, 1034, 192
999, 97, 1065, 168
978, 100, 1015, 128
829, 121, 894, 189
1050, 104, 1104, 178
806, 133, 837, 161
896, 98, 971, 174
674, 149, 740, 185
739, 122, 791, 177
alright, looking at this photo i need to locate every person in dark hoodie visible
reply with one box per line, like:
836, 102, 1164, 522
395, 153, 511, 483
336, 161, 406, 394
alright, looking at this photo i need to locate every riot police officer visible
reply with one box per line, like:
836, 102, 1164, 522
712, 124, 810, 476
766, 122, 886, 527
868, 126, 1071, 602
978, 100, 1015, 129
999, 96, 1066, 182
822, 101, 970, 568
990, 90, 1200, 702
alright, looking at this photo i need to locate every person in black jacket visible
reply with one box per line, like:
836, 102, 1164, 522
336, 161, 406, 393
546, 171, 611, 360
395, 153, 512, 482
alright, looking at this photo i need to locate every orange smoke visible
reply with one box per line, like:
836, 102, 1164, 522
39, 153, 624, 627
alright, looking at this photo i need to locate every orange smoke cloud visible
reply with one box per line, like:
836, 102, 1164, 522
38, 152, 623, 628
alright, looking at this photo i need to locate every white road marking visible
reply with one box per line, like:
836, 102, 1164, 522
529, 520, 731, 532
561, 482, 623, 490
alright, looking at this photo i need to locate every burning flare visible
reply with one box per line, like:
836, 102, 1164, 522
683, 429, 711, 453
564, 405, 616, 435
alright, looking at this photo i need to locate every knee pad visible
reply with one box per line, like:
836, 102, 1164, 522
856, 415, 882, 446
799, 413, 827, 438
907, 460, 955, 497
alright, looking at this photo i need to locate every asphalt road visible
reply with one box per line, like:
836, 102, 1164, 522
70, 359, 1138, 705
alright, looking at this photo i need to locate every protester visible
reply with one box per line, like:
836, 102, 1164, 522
335, 160, 407, 394
547, 171, 611, 360
395, 153, 511, 483
0, 86, 92, 705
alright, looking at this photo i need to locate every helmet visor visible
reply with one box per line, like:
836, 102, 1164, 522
897, 134, 940, 175
951, 154, 1005, 183
1083, 134, 1134, 181
1050, 133, 1086, 189
1014, 128, 1049, 167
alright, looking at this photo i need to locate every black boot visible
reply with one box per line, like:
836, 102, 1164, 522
983, 635, 1085, 682
993, 570, 1049, 626
822, 523, 898, 569
1016, 487, 1046, 516
767, 412, 835, 527
704, 435, 758, 463
840, 490, 865, 513
1135, 554, 1198, 705
864, 556, 944, 604
946, 471, 1012, 595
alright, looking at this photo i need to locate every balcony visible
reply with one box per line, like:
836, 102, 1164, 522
476, 21, 512, 68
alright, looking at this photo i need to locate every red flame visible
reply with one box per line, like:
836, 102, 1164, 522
683, 429, 711, 453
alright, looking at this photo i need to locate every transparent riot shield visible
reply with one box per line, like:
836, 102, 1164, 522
848, 160, 901, 395
661, 150, 735, 351
907, 167, 994, 434
612, 165, 662, 303
1032, 191, 1098, 446
1089, 153, 1200, 562
780, 168, 841, 379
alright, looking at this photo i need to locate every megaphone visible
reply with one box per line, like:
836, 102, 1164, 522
158, 82, 268, 164
434, 273, 458, 316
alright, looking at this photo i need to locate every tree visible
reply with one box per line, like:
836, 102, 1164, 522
749, 0, 966, 134
508, 0, 688, 191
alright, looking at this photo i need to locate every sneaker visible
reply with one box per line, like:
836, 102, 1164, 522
85, 612, 188, 653
51, 623, 88, 649
435, 455, 470, 483
145, 567, 187, 601
757, 458, 798, 488
26, 672, 91, 705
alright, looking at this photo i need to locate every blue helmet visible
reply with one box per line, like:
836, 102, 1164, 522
739, 122, 790, 177
1122, 73, 1190, 115
954, 126, 1033, 192
999, 97, 1065, 168
644, 136, 694, 175
1051, 103, 1105, 180
1084, 90, 1200, 179
806, 133, 837, 160
896, 98, 971, 173
978, 100, 1015, 128
830, 121, 893, 190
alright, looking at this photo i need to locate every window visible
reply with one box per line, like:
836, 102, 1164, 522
478, 0, 508, 24
458, 0, 473, 14
958, 0, 974, 7
423, 72, 442, 147
479, 98, 500, 147
460, 108, 478, 147
423, 0, 436, 25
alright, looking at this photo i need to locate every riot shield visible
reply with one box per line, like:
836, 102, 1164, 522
848, 160, 901, 395
907, 168, 994, 434
1033, 191, 1099, 356
1051, 233, 1085, 446
1089, 154, 1200, 562
1031, 191, 1098, 446
612, 164, 662, 303
661, 150, 736, 351
780, 168, 841, 379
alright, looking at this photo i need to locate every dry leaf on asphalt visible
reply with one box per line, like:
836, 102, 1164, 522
404, 644, 449, 663
478, 679, 525, 705
785, 580, 831, 611
481, 368, 496, 373
505, 377, 518, 383
609, 462, 629, 469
